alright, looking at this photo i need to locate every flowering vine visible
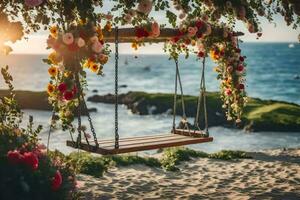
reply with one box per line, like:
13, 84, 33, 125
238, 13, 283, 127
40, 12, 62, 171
44, 22, 111, 131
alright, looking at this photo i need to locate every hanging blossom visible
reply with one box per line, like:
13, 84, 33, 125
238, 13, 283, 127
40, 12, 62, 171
137, 0, 153, 15
163, 17, 247, 122
132, 20, 161, 50
44, 21, 111, 131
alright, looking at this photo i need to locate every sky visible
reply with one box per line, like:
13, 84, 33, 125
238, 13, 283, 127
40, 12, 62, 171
8, 8, 300, 55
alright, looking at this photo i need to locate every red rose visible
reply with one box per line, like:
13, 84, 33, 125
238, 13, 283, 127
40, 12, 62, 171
196, 20, 203, 29
236, 48, 241, 53
239, 56, 245, 62
171, 36, 180, 43
23, 152, 39, 170
52, 170, 63, 191
237, 65, 244, 72
64, 91, 74, 100
135, 27, 149, 38
196, 32, 203, 39
220, 50, 225, 56
198, 51, 205, 58
7, 150, 24, 164
239, 84, 245, 90
58, 83, 67, 93
72, 85, 78, 96
185, 39, 191, 45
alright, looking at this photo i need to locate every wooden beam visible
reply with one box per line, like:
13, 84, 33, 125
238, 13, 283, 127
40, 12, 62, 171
102, 28, 244, 43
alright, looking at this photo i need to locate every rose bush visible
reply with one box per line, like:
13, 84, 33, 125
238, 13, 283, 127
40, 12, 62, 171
0, 66, 78, 200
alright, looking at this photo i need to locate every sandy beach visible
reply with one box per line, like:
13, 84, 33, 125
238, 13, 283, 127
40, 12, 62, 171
78, 148, 300, 200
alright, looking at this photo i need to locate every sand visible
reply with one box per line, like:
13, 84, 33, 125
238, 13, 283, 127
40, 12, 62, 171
78, 148, 300, 200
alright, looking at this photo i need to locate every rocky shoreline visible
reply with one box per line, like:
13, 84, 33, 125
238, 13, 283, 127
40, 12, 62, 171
87, 91, 300, 132
1, 90, 299, 132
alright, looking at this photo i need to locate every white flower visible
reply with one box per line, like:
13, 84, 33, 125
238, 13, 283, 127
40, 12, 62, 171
62, 33, 74, 45
137, 0, 153, 15
77, 37, 86, 47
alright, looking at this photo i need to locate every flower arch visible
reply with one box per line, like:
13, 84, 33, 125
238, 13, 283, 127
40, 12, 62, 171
1, 0, 300, 131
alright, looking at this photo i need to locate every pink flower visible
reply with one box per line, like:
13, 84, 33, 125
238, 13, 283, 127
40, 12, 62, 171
92, 42, 103, 53
179, 12, 186, 19
23, 152, 39, 170
25, 0, 43, 7
77, 37, 85, 48
227, 66, 233, 73
62, 33, 74, 45
58, 83, 67, 93
7, 150, 24, 164
225, 89, 232, 96
137, 0, 153, 15
187, 26, 198, 37
52, 170, 63, 191
151, 22, 160, 38
90, 36, 98, 43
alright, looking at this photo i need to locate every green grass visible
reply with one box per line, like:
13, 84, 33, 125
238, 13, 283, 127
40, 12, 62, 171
63, 148, 252, 176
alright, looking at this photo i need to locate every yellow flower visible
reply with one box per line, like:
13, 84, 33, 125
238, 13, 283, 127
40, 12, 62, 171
131, 42, 138, 51
90, 63, 99, 73
48, 66, 58, 77
47, 83, 55, 95
64, 71, 71, 77
104, 21, 112, 32
191, 40, 196, 46
209, 50, 220, 61
48, 51, 61, 65
50, 26, 58, 38
79, 19, 87, 25
83, 58, 95, 68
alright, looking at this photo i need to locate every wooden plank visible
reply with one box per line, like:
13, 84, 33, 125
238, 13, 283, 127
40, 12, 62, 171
174, 129, 207, 137
100, 134, 189, 149
102, 28, 245, 43
102, 136, 213, 154
66, 135, 213, 155
91, 133, 175, 145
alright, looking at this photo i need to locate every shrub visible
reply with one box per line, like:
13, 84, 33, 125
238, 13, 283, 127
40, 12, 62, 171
209, 150, 252, 160
0, 67, 78, 200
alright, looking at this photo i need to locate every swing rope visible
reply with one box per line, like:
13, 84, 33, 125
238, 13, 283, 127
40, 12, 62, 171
114, 27, 120, 149
172, 58, 190, 132
194, 57, 209, 135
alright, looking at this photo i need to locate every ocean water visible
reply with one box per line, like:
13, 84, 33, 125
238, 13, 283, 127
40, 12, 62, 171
0, 42, 300, 153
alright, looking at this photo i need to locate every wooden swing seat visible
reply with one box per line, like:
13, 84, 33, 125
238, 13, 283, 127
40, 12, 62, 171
66, 129, 213, 155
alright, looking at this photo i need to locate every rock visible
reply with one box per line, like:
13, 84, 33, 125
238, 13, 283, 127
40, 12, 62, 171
0, 90, 97, 116
92, 89, 98, 93
119, 84, 128, 88
87, 91, 300, 132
